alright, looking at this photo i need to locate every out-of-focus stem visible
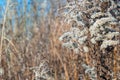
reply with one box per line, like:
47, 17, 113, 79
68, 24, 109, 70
0, 0, 10, 66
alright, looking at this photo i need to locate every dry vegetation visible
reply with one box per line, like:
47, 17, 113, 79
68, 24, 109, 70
0, 0, 120, 80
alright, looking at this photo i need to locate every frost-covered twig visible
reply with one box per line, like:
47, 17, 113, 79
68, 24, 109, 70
30, 61, 50, 80
82, 64, 97, 80
59, 0, 119, 53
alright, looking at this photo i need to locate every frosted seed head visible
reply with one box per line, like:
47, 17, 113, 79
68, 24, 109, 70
100, 40, 119, 49
83, 46, 89, 52
91, 38, 96, 44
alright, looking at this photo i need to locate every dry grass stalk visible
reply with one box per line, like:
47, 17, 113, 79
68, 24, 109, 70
73, 63, 78, 80
0, 0, 10, 66
64, 64, 69, 80
113, 47, 117, 80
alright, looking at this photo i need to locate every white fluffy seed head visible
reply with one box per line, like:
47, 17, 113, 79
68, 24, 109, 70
83, 46, 89, 52
100, 40, 119, 49
105, 32, 119, 39
91, 12, 107, 19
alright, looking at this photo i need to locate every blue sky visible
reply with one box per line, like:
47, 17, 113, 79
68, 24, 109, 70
0, 0, 51, 33
0, 0, 51, 30
0, 0, 5, 5
0, 0, 63, 37
0, 0, 51, 18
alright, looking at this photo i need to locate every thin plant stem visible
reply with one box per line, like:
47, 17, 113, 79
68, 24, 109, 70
0, 0, 10, 66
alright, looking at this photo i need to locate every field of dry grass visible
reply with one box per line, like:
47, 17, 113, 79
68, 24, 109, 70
0, 0, 120, 80
0, 17, 120, 80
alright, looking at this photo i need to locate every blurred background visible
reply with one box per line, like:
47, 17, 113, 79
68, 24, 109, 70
0, 0, 67, 39
0, 1, 71, 79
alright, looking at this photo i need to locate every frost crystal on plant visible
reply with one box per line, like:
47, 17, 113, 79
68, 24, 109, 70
91, 12, 107, 19
78, 36, 87, 44
82, 64, 97, 80
83, 46, 89, 52
59, 0, 119, 53
100, 40, 119, 49
58, 0, 120, 79
105, 32, 119, 39
30, 61, 50, 80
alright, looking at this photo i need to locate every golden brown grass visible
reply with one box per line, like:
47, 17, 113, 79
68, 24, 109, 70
0, 16, 120, 80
